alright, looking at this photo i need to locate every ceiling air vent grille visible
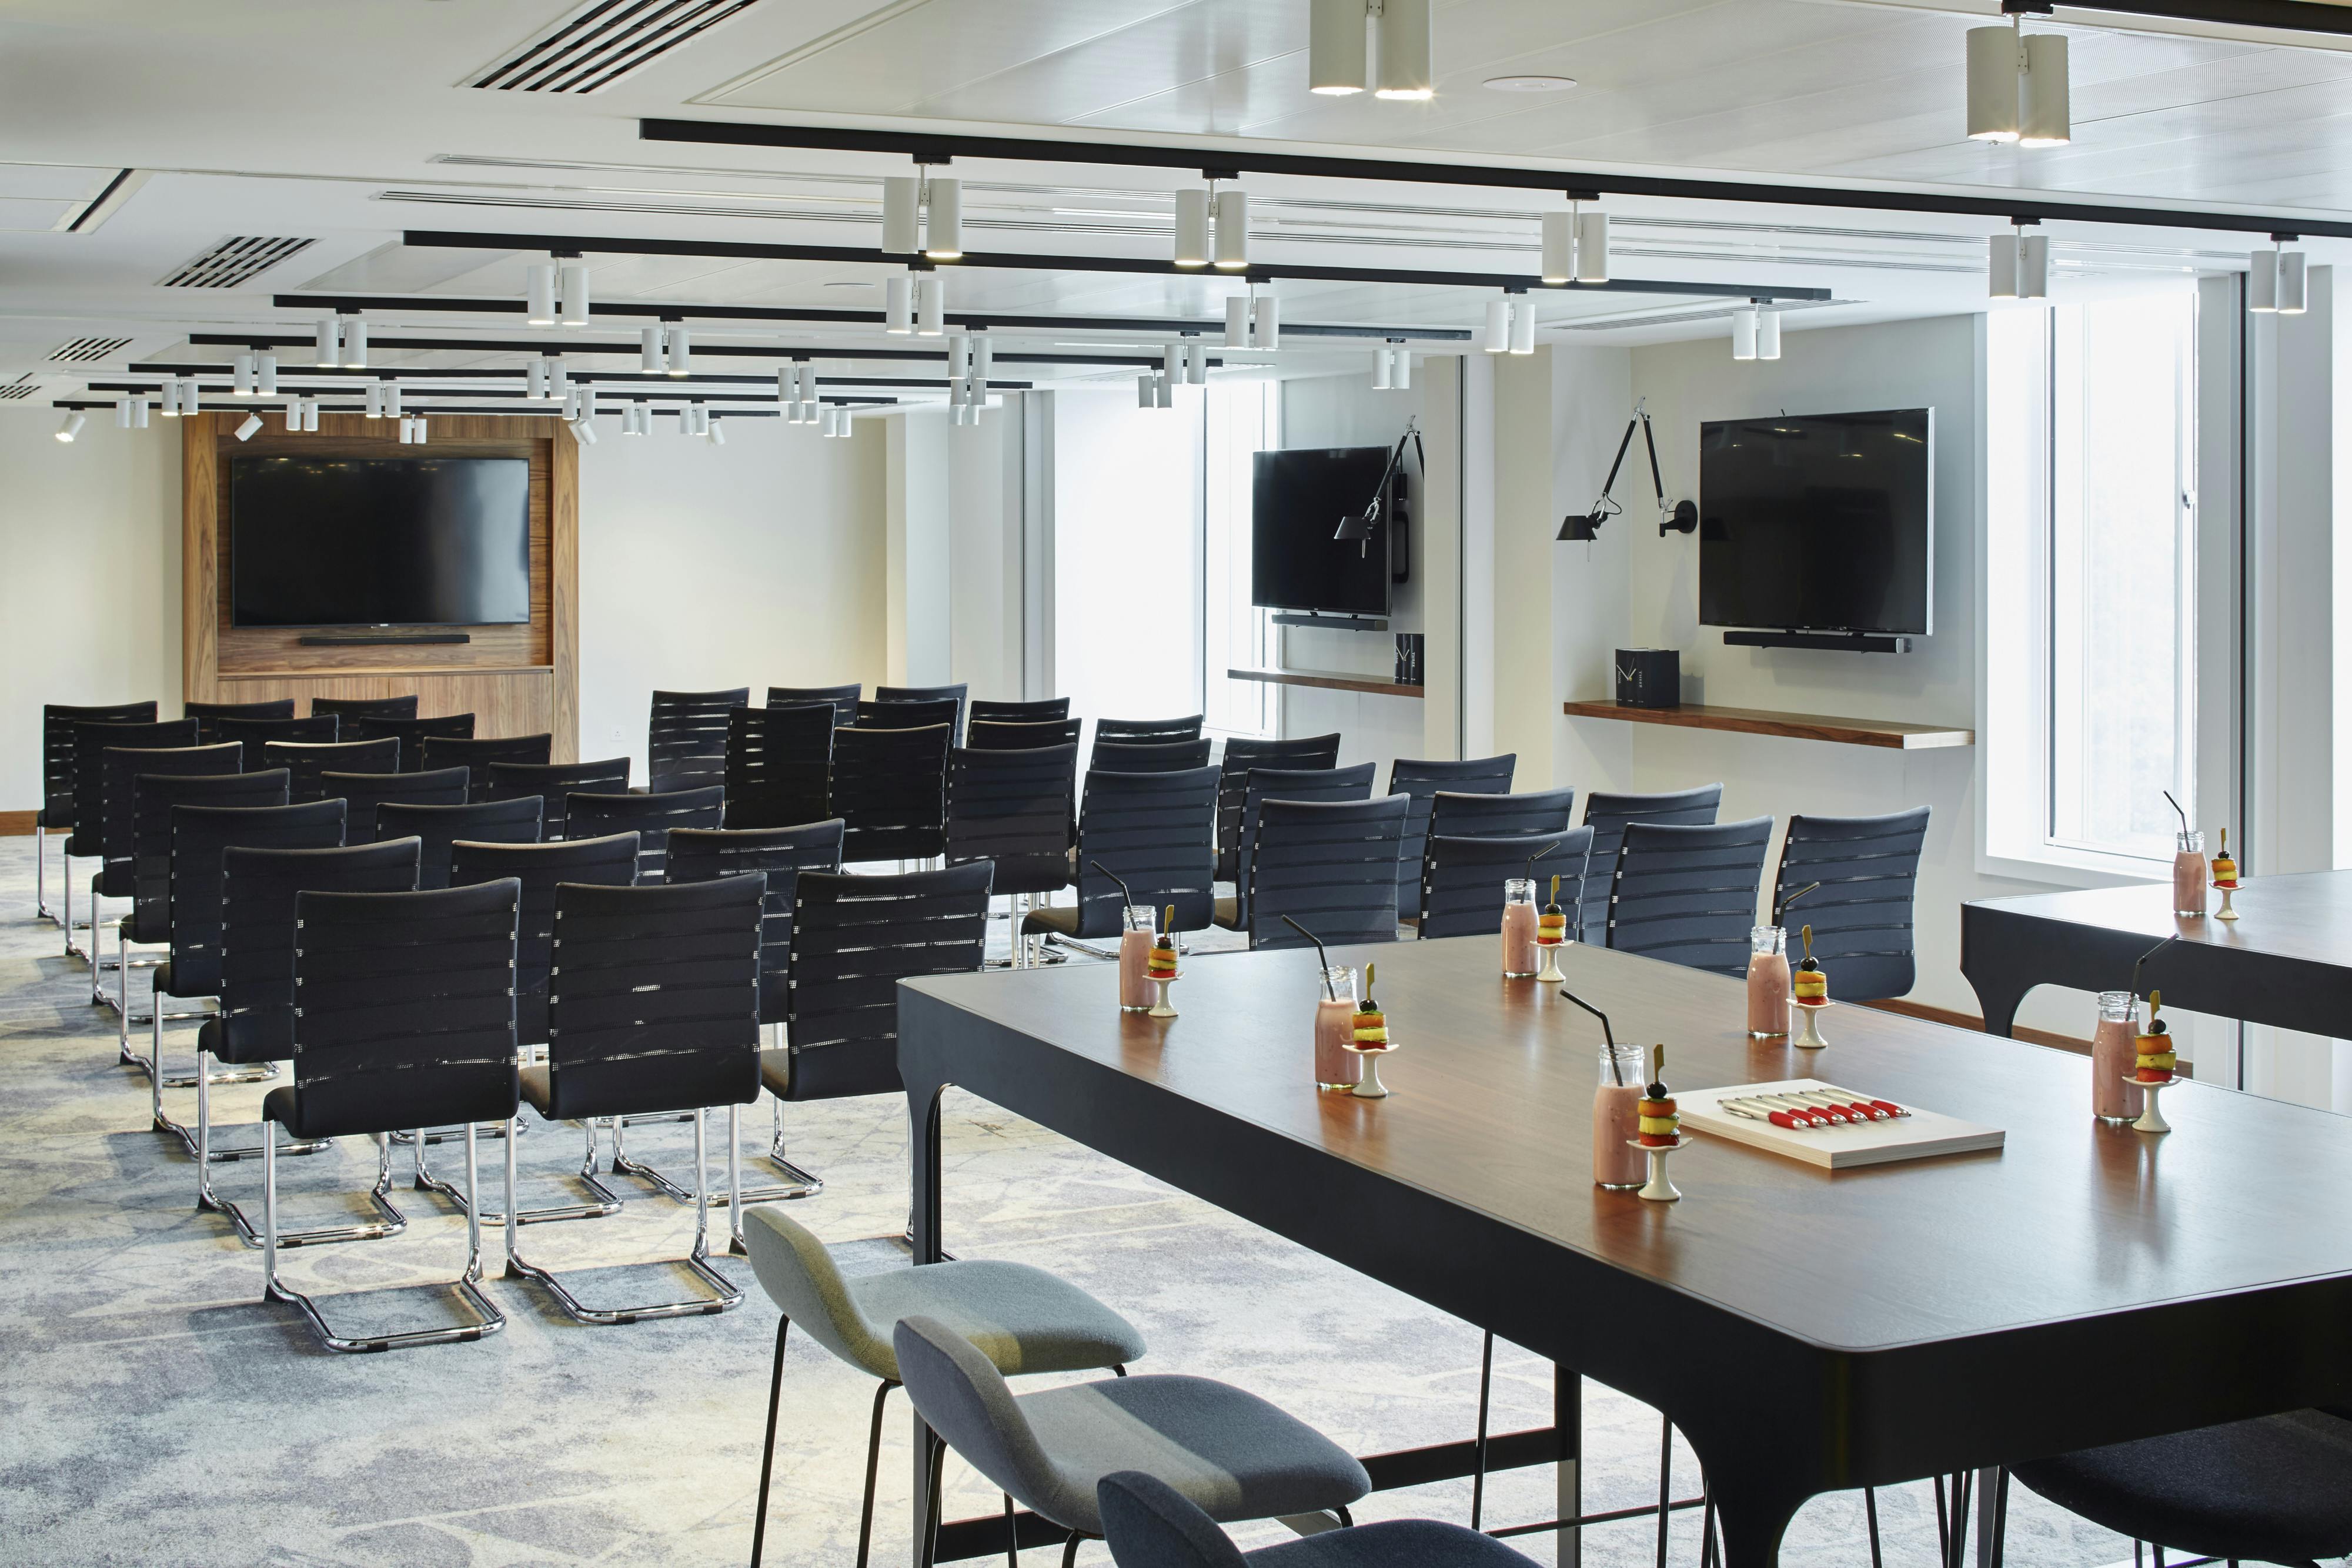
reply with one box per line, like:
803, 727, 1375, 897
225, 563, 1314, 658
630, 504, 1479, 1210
0, 375, 40, 401
157, 236, 315, 289
467, 0, 764, 94
49, 336, 131, 363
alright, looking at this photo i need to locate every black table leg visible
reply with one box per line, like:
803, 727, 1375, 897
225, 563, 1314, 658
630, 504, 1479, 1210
1558, 1367, 1583, 1568
908, 1079, 948, 1567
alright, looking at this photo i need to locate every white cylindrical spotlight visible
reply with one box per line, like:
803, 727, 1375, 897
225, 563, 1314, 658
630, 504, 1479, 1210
916, 275, 945, 336
708, 419, 726, 447
1174, 189, 1211, 266
233, 413, 261, 442
232, 352, 255, 397
563, 387, 582, 422
1214, 189, 1250, 269
1254, 295, 1280, 350
1225, 296, 1253, 347
2020, 232, 2051, 300
115, 397, 133, 430
342, 316, 368, 369
315, 317, 339, 367
2249, 248, 2280, 312
1987, 233, 2019, 299
1185, 340, 1207, 384
1374, 0, 1434, 100
1393, 346, 1411, 389
886, 273, 914, 334
1482, 298, 1511, 353
579, 386, 598, 422
974, 333, 994, 379
1509, 296, 1536, 354
2020, 34, 2070, 146
256, 353, 278, 396
1758, 308, 1782, 361
363, 383, 380, 420
133, 396, 149, 429
1163, 343, 1184, 383
549, 358, 569, 397
56, 411, 85, 442
924, 176, 963, 259
2280, 250, 2308, 315
1967, 25, 2022, 142
1732, 307, 1759, 362
1139, 372, 1157, 409
283, 402, 302, 433
559, 263, 590, 327
667, 325, 691, 377
1576, 211, 1609, 283
572, 417, 598, 445
527, 359, 549, 400
1372, 348, 1392, 390
1541, 210, 1575, 285
641, 325, 665, 375
302, 398, 320, 432
1308, 0, 1368, 93
778, 367, 796, 413
882, 176, 921, 253
1155, 372, 1174, 409
383, 380, 402, 418
158, 379, 180, 417
526, 263, 557, 326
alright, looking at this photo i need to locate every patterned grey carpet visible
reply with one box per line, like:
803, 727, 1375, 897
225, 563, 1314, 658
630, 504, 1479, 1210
0, 837, 2133, 1567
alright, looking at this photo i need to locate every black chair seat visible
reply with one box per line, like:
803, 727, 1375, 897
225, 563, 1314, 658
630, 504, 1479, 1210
2013, 1410, 2352, 1568
1022, 903, 1081, 936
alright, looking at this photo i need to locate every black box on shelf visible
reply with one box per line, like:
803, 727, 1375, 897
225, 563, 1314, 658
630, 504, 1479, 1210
1613, 648, 1680, 708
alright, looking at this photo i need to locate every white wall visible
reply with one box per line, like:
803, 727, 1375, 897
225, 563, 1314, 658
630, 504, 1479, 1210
948, 400, 1026, 704
576, 417, 886, 777
0, 416, 182, 810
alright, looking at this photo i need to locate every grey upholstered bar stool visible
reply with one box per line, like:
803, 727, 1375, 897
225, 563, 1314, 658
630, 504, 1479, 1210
1097, 1471, 1538, 1567
742, 1205, 1147, 1568
894, 1315, 1369, 1567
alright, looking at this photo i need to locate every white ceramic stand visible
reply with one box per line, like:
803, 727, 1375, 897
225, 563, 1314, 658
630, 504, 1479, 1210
2127, 1074, 2176, 1134
1789, 998, 1832, 1049
1627, 1135, 1688, 1202
1148, 974, 1178, 1018
2212, 883, 2240, 921
1535, 941, 1566, 985
1344, 1041, 1396, 1098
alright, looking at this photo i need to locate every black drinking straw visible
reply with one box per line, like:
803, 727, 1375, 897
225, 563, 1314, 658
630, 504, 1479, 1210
1775, 881, 1821, 926
2163, 791, 2189, 838
1555, 984, 1624, 1085
1281, 915, 1339, 999
1088, 859, 1138, 917
2131, 934, 2176, 1002
1524, 840, 1558, 885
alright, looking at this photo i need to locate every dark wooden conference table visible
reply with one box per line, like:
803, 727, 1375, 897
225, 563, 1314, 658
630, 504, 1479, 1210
900, 935, 2352, 1567
1962, 871, 2352, 1041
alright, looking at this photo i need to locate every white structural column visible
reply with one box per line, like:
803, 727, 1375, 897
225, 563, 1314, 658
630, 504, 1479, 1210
886, 409, 954, 686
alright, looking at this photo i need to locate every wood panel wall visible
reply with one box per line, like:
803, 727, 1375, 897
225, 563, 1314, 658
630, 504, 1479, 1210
181, 412, 579, 760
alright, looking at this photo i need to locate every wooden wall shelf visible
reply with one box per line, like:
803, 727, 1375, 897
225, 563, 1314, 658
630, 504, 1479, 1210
1230, 667, 1424, 699
1561, 700, 1973, 750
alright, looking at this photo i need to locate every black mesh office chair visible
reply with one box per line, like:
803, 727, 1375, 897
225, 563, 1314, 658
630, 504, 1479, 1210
1215, 734, 1342, 881
566, 784, 727, 883
216, 714, 338, 750
375, 795, 543, 888
485, 757, 630, 838
263, 738, 400, 803
1091, 738, 1212, 774
650, 687, 749, 791
1214, 763, 1374, 934
1770, 808, 1932, 1001
667, 820, 847, 1209
185, 699, 293, 744
1388, 756, 1516, 921
833, 723, 951, 866
946, 744, 1077, 967
341, 712, 475, 765
198, 838, 420, 1248
1578, 785, 1722, 945
123, 763, 278, 1085
1095, 714, 1203, 748
507, 876, 766, 1325
768, 684, 862, 727
874, 682, 967, 742
322, 766, 469, 839
967, 718, 1084, 752
726, 703, 835, 830
1245, 795, 1410, 950
970, 697, 1070, 725
420, 733, 553, 798
261, 877, 519, 1352
92, 738, 236, 1021
857, 697, 959, 735
311, 695, 417, 721
1606, 816, 1774, 978
1025, 765, 1218, 955
35, 700, 155, 931
64, 717, 196, 967
1419, 829, 1592, 941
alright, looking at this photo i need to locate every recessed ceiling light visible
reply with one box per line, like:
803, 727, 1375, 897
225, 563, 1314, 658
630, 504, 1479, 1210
1484, 74, 1577, 92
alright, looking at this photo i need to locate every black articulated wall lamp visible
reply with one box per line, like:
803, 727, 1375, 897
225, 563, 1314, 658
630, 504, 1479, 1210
1560, 400, 1695, 541
1335, 417, 1423, 552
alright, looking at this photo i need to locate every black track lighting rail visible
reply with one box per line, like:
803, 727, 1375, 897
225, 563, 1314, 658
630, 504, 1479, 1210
2065, 0, 2352, 35
399, 227, 1832, 302
183, 331, 1190, 370
638, 116, 2352, 242
55, 399, 896, 416
98, 368, 1033, 393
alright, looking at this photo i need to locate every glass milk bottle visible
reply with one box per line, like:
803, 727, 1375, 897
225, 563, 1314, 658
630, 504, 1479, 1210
1746, 927, 1792, 1038
2090, 990, 2146, 1125
1314, 966, 1363, 1090
1593, 1043, 1648, 1189
1118, 905, 1156, 1012
2173, 831, 2208, 918
1501, 878, 1539, 978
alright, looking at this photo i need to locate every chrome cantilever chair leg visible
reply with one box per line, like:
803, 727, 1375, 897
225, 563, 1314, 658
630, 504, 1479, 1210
139, 967, 268, 1091
264, 1123, 505, 1352
208, 1106, 399, 1251
614, 1090, 820, 1209
505, 1105, 744, 1323
172, 1012, 327, 1177
393, 1119, 526, 1148
412, 1115, 620, 1225
35, 821, 56, 925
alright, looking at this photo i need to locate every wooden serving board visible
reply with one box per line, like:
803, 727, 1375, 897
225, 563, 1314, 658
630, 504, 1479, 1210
1678, 1078, 2006, 1169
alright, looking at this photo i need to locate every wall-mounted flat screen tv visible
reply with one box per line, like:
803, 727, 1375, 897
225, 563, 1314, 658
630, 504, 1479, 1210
230, 456, 532, 627
1697, 408, 1932, 637
1251, 445, 1394, 617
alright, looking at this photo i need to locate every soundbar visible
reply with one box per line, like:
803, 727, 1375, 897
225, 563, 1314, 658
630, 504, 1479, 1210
1271, 613, 1387, 633
296, 631, 472, 647
1721, 630, 1911, 654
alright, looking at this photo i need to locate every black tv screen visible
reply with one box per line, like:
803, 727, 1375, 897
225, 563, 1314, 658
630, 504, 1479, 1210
230, 456, 532, 628
1251, 446, 1393, 617
1698, 409, 1932, 636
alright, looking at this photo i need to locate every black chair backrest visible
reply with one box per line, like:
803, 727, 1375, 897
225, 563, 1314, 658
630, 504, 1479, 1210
946, 743, 1078, 898
322, 766, 470, 840
484, 757, 630, 839
784, 863, 992, 1102
667, 820, 847, 1026
375, 795, 543, 888
166, 799, 346, 998
41, 701, 156, 831
289, 880, 521, 1141
213, 838, 419, 1065
1607, 815, 1774, 978
340, 711, 476, 767
420, 733, 553, 798
564, 784, 727, 883
100, 741, 240, 897
1388, 755, 1516, 920
767, 684, 861, 727
71, 718, 198, 851
833, 723, 951, 863
1247, 795, 1409, 950
542, 877, 766, 1121
1426, 786, 1577, 842
448, 833, 639, 1042
1215, 733, 1341, 878
1419, 828, 1593, 941
1090, 737, 1212, 774
216, 714, 338, 750
970, 697, 1070, 725
649, 687, 749, 793
874, 682, 967, 742
967, 717, 1084, 752
311, 695, 417, 721
725, 703, 835, 830
1068, 764, 1218, 940
129, 766, 286, 947
1581, 785, 1723, 944
1095, 714, 1204, 746
1230, 763, 1374, 928
1773, 807, 1932, 1001
856, 697, 959, 735
265, 738, 401, 804
185, 699, 294, 745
